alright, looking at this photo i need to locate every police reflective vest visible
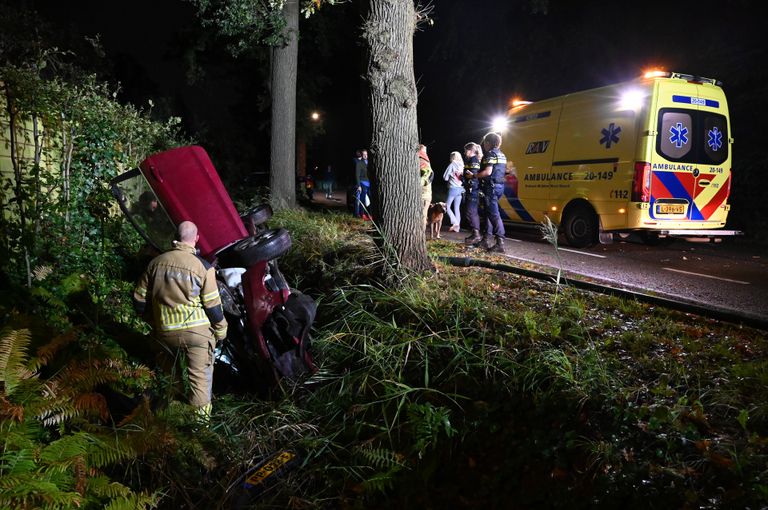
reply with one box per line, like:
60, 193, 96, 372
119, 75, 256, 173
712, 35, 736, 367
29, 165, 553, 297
480, 148, 508, 189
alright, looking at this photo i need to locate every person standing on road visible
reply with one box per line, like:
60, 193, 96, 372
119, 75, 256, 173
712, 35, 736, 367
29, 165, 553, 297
323, 163, 335, 199
443, 151, 464, 232
477, 132, 507, 253
354, 149, 370, 219
418, 144, 434, 231
133, 220, 228, 420
462, 142, 483, 244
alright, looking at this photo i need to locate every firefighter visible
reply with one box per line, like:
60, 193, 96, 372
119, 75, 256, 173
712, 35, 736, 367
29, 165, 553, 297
133, 220, 227, 420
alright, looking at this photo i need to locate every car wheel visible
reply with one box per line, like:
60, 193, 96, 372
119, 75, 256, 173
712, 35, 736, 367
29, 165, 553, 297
241, 204, 273, 231
563, 204, 598, 248
217, 228, 292, 268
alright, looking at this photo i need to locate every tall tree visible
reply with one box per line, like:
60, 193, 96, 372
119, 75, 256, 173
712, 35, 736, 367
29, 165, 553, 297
191, 0, 338, 210
361, 0, 431, 273
193, 0, 433, 272
269, 0, 299, 209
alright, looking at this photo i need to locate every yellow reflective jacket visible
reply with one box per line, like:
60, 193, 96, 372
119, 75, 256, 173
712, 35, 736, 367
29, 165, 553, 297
133, 242, 227, 341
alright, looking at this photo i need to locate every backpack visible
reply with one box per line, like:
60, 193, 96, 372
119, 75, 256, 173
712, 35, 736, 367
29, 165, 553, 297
261, 291, 317, 380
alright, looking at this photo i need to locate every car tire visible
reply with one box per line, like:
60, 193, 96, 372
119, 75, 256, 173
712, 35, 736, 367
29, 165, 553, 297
563, 204, 598, 248
241, 204, 273, 233
217, 228, 292, 268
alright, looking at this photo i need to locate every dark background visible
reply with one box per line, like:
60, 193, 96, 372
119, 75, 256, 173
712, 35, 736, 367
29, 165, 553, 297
5, 0, 766, 232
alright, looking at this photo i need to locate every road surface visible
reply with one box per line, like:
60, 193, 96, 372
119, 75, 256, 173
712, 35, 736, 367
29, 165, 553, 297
438, 227, 768, 323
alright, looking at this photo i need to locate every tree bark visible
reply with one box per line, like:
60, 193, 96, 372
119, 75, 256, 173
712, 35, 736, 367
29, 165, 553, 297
269, 0, 299, 210
361, 0, 431, 273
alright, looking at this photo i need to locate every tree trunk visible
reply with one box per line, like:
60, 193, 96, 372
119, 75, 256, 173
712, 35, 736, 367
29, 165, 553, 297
269, 0, 299, 210
361, 0, 431, 273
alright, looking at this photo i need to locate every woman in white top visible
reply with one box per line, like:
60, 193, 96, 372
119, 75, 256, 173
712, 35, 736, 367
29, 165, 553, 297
442, 151, 465, 232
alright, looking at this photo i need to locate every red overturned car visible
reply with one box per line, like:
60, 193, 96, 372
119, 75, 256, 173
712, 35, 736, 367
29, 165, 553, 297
111, 146, 316, 394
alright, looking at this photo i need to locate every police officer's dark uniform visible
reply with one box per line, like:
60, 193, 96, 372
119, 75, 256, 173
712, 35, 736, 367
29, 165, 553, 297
463, 150, 482, 244
479, 135, 507, 253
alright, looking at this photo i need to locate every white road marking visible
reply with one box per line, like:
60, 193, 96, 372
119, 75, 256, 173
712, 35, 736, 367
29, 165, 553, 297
663, 267, 751, 285
558, 248, 607, 258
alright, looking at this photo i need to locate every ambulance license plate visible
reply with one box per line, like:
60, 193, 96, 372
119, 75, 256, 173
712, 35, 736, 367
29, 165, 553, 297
657, 204, 685, 214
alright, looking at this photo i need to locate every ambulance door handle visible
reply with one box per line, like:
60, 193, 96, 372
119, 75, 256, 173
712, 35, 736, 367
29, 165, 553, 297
698, 179, 711, 187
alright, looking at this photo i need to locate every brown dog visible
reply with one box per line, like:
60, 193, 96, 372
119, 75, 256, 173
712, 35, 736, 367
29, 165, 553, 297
427, 202, 446, 239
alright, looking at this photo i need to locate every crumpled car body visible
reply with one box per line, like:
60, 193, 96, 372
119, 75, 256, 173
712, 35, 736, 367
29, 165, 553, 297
111, 145, 316, 394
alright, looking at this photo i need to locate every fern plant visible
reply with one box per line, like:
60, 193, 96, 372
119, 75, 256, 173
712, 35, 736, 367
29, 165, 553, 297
0, 326, 159, 509
355, 444, 408, 494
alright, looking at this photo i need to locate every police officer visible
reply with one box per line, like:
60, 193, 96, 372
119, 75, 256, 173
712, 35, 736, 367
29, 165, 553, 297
477, 132, 507, 253
463, 142, 483, 244
133, 220, 227, 420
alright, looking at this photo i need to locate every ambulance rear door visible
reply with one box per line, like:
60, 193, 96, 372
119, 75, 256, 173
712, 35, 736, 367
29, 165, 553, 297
650, 80, 731, 225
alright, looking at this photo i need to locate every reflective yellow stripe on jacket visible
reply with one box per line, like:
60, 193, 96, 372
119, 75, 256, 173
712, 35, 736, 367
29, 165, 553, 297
157, 302, 210, 331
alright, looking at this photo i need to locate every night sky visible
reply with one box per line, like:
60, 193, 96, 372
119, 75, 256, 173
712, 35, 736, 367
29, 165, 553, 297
6, 0, 766, 193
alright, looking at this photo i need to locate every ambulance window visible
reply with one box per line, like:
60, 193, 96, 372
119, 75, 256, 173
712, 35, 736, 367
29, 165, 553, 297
703, 113, 728, 165
658, 110, 693, 160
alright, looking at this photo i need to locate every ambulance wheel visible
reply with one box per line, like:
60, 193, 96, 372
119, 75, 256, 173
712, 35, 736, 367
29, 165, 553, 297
217, 228, 292, 268
563, 204, 598, 248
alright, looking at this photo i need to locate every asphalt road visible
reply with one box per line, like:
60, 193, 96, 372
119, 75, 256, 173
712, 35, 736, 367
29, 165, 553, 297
436, 227, 768, 323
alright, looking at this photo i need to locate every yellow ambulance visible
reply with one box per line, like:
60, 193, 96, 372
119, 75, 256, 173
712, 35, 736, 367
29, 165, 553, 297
499, 71, 737, 247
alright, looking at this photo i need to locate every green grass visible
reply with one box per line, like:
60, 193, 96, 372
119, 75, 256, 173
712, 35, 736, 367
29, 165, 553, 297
3, 209, 766, 509
269, 211, 768, 508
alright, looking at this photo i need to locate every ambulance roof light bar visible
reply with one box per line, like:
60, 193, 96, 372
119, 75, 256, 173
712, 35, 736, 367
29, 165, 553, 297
644, 70, 722, 87
669, 72, 722, 87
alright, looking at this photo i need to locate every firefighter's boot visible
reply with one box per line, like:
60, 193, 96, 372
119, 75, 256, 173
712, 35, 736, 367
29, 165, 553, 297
195, 402, 212, 425
490, 236, 505, 253
464, 229, 481, 244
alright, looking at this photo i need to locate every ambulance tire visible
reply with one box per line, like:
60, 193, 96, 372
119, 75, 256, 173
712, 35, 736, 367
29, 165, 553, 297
563, 204, 598, 248
217, 228, 292, 268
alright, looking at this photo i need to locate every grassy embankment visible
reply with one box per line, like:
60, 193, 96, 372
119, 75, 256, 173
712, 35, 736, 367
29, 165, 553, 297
264, 209, 768, 509
2, 208, 765, 509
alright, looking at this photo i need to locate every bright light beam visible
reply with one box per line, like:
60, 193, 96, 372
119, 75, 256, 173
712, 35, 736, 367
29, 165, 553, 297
619, 89, 645, 111
491, 115, 508, 133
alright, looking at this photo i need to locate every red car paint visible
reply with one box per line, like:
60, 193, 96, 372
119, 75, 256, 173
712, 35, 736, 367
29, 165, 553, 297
139, 146, 248, 261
